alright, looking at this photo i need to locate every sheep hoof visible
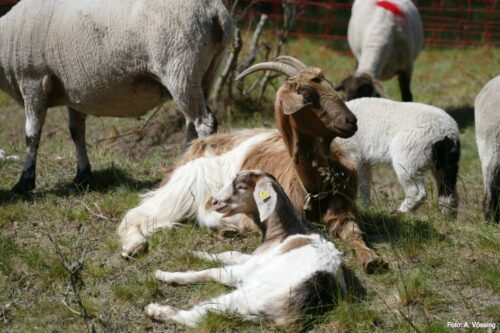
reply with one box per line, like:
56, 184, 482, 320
11, 178, 35, 195
363, 256, 389, 274
73, 167, 93, 188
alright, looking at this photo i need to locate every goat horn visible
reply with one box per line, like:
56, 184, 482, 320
274, 55, 307, 70
236, 62, 299, 80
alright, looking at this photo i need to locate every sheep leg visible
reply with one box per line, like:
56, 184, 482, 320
483, 165, 500, 222
12, 88, 47, 194
357, 162, 372, 208
68, 108, 92, 187
184, 120, 198, 146
160, 75, 217, 142
395, 166, 426, 213
398, 68, 413, 102
156, 266, 242, 287
145, 290, 256, 327
191, 250, 251, 265
433, 168, 458, 217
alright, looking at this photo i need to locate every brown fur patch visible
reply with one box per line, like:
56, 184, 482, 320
159, 129, 267, 186
241, 132, 307, 212
280, 237, 312, 254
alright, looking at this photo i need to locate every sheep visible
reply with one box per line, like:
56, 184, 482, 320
336, 0, 424, 102
0, 0, 233, 193
336, 98, 460, 215
118, 56, 388, 273
145, 169, 347, 328
475, 75, 500, 222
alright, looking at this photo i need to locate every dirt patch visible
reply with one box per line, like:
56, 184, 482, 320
98, 105, 186, 161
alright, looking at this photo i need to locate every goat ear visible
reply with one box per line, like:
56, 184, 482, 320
280, 89, 312, 115
252, 180, 277, 222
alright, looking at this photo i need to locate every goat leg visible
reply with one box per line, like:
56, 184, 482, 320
326, 214, 388, 274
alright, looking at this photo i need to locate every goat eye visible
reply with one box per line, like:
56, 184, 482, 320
236, 185, 247, 190
311, 77, 322, 83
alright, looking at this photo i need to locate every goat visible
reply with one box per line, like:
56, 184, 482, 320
145, 170, 347, 328
0, 149, 19, 162
336, 0, 424, 102
118, 56, 388, 273
338, 97, 460, 215
0, 0, 232, 193
475, 75, 500, 222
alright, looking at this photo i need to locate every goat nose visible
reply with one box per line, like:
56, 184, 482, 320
211, 198, 219, 206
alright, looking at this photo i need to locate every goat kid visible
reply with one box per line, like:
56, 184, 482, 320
145, 170, 347, 328
119, 56, 387, 273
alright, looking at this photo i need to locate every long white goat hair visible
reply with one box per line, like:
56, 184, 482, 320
118, 131, 274, 256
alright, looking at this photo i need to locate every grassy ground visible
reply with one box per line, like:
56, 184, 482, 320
0, 39, 499, 332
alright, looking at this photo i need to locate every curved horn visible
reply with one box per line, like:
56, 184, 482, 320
236, 62, 299, 81
274, 55, 307, 70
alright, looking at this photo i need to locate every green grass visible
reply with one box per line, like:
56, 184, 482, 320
0, 40, 499, 332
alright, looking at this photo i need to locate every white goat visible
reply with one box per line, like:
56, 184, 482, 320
145, 170, 347, 328
0, 149, 19, 162
336, 0, 424, 102
475, 75, 500, 222
0, 0, 232, 193
337, 98, 460, 215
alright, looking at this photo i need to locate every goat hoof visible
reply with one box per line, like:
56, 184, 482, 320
145, 303, 177, 321
217, 227, 241, 239
121, 239, 148, 259
364, 257, 389, 274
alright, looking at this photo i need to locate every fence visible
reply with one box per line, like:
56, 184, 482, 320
234, 0, 500, 47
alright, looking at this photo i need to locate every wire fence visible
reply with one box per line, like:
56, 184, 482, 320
234, 0, 500, 47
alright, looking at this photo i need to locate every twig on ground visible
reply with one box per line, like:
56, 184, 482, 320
43, 224, 97, 333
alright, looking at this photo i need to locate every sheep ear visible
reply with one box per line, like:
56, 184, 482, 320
252, 180, 277, 222
335, 76, 350, 91
372, 79, 386, 97
280, 90, 312, 115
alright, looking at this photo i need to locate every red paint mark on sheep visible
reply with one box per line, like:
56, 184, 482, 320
376, 1, 405, 23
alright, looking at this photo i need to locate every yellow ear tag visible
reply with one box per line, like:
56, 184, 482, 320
259, 190, 271, 202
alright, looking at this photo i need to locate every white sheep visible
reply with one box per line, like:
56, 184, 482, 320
336, 0, 424, 102
337, 97, 460, 215
0, 0, 232, 193
475, 75, 500, 222
145, 170, 347, 328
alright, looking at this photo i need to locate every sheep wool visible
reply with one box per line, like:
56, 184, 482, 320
475, 75, 500, 222
338, 97, 460, 214
0, 0, 233, 193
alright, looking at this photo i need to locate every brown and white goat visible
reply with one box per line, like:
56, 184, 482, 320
145, 170, 347, 328
118, 56, 387, 273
